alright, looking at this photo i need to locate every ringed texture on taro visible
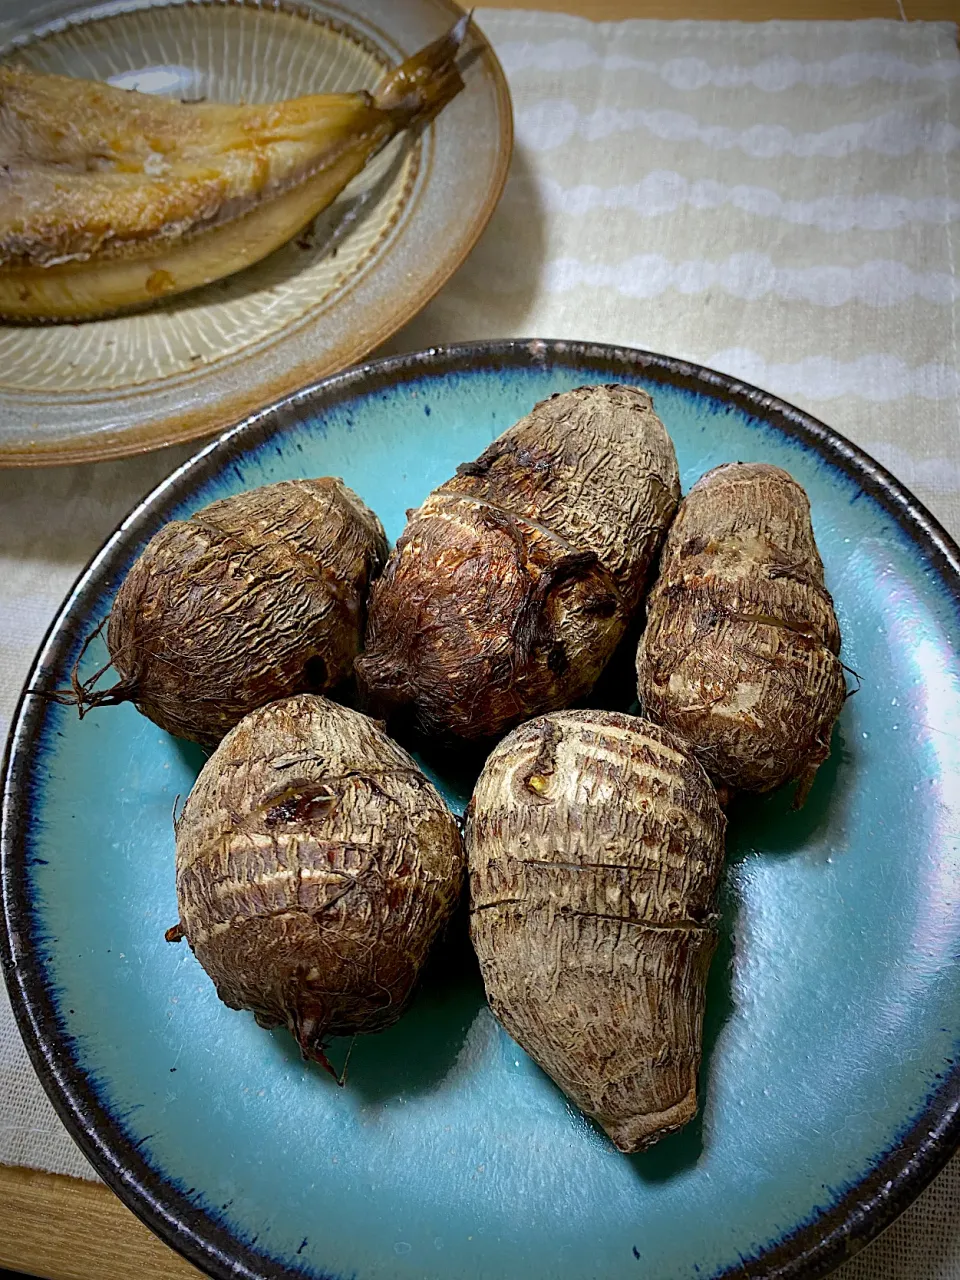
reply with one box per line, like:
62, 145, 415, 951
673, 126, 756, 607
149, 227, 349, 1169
468, 709, 727, 1152
357, 384, 681, 742
169, 694, 465, 1069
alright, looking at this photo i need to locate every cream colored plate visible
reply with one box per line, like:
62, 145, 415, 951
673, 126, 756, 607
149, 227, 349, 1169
0, 0, 512, 465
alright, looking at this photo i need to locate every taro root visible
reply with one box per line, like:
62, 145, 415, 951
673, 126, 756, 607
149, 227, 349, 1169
66, 478, 387, 745
467, 709, 727, 1152
356, 384, 680, 742
167, 694, 464, 1067
637, 462, 846, 802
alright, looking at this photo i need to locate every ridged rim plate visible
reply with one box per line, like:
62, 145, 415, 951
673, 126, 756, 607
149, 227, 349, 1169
0, 0, 512, 466
4, 340, 960, 1280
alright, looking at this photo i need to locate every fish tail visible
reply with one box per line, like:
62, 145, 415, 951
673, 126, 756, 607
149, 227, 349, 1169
372, 12, 469, 125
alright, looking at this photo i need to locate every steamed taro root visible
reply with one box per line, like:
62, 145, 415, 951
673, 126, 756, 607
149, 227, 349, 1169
168, 694, 464, 1067
356, 385, 680, 741
67, 478, 387, 745
637, 462, 845, 801
468, 710, 727, 1152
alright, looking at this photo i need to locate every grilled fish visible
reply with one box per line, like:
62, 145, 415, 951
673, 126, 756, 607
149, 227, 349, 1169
0, 16, 467, 321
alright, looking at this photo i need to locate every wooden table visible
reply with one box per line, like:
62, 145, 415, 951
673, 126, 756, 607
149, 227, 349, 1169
2, 0, 957, 1275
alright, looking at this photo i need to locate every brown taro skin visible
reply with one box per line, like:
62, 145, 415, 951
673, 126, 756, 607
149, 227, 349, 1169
101, 478, 387, 745
170, 695, 464, 1066
467, 709, 727, 1153
355, 385, 680, 742
637, 462, 846, 801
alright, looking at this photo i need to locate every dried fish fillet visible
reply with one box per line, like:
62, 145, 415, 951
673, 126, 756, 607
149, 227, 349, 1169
0, 16, 467, 320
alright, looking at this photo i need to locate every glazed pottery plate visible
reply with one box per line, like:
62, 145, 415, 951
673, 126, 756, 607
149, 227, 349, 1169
0, 0, 510, 466
4, 340, 960, 1280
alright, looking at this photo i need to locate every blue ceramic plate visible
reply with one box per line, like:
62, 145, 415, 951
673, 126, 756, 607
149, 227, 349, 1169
4, 341, 960, 1280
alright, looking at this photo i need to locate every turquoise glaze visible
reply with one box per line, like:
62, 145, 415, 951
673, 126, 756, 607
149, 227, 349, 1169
5, 343, 960, 1280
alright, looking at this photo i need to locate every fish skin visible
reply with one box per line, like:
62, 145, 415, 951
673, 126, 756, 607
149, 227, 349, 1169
0, 16, 466, 320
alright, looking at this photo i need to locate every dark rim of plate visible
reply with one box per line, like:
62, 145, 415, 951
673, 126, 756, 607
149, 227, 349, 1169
3, 339, 960, 1280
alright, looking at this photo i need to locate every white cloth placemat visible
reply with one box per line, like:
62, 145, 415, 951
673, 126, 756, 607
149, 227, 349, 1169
1, 9, 958, 1276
